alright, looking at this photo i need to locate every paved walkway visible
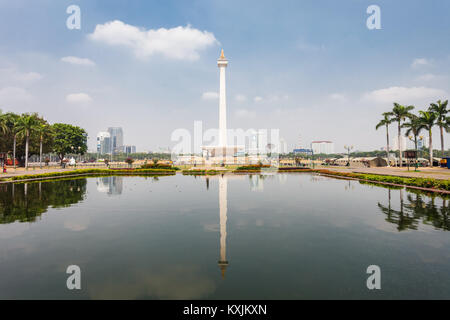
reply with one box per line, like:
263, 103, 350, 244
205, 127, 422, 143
325, 166, 450, 181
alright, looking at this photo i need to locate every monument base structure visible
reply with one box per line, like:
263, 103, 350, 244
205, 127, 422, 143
201, 145, 245, 165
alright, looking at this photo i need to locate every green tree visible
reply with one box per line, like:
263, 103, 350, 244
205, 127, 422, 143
391, 103, 415, 167
15, 113, 40, 169
419, 110, 437, 166
429, 100, 449, 158
376, 112, 393, 166
52, 123, 88, 165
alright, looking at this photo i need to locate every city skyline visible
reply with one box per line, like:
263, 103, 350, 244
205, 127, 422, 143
1, 1, 450, 153
96, 126, 137, 154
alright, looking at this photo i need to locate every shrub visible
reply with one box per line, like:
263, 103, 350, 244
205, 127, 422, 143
235, 164, 270, 171
182, 169, 219, 175
140, 163, 176, 170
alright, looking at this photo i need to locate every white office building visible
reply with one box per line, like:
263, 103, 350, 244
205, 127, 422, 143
311, 141, 334, 155
97, 132, 111, 154
108, 127, 124, 154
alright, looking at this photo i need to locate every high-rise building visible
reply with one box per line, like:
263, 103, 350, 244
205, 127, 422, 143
311, 141, 334, 155
108, 127, 124, 154
96, 132, 111, 154
123, 145, 137, 154
279, 138, 288, 154
417, 137, 425, 150
293, 148, 313, 156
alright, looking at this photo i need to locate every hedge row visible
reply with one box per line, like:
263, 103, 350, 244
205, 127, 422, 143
140, 164, 179, 170
278, 167, 312, 171
182, 170, 220, 175
3, 168, 176, 181
235, 165, 271, 171
315, 169, 450, 191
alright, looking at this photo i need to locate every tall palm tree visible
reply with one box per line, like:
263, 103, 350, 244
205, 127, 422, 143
15, 114, 39, 170
429, 100, 449, 158
376, 112, 393, 167
0, 110, 9, 135
36, 123, 49, 169
402, 115, 424, 167
419, 110, 437, 167
11, 118, 18, 170
391, 103, 415, 167
0, 111, 9, 169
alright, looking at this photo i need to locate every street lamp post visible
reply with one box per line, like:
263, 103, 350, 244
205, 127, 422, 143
408, 135, 419, 171
344, 145, 354, 167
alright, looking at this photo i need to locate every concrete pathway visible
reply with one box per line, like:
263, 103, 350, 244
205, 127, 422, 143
325, 166, 450, 180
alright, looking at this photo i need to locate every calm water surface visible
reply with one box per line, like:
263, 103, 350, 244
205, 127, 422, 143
0, 173, 449, 299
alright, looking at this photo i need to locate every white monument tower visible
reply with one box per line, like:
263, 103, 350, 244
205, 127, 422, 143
201, 49, 242, 164
218, 49, 228, 146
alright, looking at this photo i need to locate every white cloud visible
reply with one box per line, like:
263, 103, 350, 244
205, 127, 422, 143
250, 95, 288, 103
296, 39, 324, 52
412, 58, 431, 68
66, 93, 92, 103
61, 56, 96, 66
89, 20, 218, 60
235, 94, 247, 102
0, 68, 43, 84
415, 73, 439, 82
363, 86, 446, 104
330, 93, 346, 102
201, 91, 219, 100
0, 86, 32, 105
13, 72, 43, 82
235, 108, 256, 118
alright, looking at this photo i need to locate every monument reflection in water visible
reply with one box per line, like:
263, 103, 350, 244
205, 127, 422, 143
218, 175, 229, 278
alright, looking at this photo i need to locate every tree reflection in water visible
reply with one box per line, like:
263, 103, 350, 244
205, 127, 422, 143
377, 185, 450, 231
0, 178, 87, 224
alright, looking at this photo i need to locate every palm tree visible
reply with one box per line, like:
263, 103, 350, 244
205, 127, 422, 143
402, 115, 424, 168
11, 118, 19, 170
36, 123, 49, 169
0, 111, 9, 169
376, 112, 393, 166
0, 110, 9, 135
429, 100, 449, 158
391, 103, 415, 167
15, 114, 39, 170
419, 110, 437, 167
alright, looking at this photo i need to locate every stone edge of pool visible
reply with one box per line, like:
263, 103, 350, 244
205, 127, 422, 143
1, 169, 449, 195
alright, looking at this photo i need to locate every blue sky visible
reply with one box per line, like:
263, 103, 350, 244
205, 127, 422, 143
1, 0, 450, 152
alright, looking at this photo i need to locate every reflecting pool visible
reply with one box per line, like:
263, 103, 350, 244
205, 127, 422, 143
0, 173, 449, 299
